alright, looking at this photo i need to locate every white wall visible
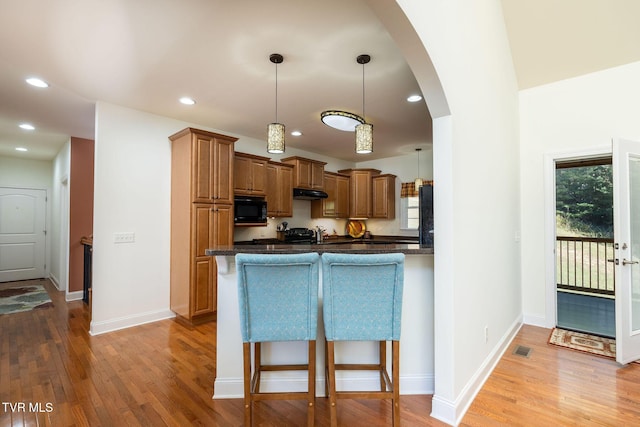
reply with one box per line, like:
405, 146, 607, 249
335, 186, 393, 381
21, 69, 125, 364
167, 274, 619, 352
91, 103, 186, 333
50, 142, 70, 289
0, 156, 53, 188
396, 1, 521, 423
519, 61, 640, 326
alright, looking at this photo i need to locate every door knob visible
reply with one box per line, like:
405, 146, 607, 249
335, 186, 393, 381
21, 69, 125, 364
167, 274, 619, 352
622, 258, 638, 266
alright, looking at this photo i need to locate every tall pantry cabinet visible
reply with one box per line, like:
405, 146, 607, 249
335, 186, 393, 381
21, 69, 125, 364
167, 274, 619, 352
169, 128, 237, 325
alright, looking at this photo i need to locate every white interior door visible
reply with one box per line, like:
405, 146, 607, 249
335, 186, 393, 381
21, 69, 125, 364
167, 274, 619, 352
613, 138, 640, 364
0, 187, 47, 282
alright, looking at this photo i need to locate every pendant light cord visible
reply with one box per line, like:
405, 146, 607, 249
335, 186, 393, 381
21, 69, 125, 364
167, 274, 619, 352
275, 61, 278, 123
361, 61, 365, 119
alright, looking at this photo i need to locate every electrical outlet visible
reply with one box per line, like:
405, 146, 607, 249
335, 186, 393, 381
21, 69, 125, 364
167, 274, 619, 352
484, 326, 489, 343
114, 232, 135, 243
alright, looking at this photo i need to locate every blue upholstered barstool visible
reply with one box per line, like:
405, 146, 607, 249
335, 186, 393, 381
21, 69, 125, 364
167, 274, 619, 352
321, 252, 405, 427
236, 252, 320, 427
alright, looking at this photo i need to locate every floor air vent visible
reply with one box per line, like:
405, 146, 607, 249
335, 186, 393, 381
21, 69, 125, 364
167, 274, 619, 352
513, 345, 532, 358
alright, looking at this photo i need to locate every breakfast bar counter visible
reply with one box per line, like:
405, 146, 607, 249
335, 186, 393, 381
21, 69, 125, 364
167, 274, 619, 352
205, 242, 433, 256
208, 244, 434, 399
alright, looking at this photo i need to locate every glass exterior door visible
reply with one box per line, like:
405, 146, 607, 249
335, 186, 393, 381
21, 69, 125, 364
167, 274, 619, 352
613, 138, 640, 364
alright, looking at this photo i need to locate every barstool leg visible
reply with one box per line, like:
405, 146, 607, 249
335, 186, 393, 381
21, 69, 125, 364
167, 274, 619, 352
326, 340, 338, 427
308, 340, 316, 427
324, 340, 329, 398
392, 340, 400, 427
379, 341, 387, 391
254, 343, 261, 393
243, 342, 252, 426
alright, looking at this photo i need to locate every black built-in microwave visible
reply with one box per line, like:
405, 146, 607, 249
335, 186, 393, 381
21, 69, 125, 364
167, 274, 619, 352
234, 197, 267, 224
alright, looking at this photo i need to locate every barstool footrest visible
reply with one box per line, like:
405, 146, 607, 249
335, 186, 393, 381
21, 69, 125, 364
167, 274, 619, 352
335, 391, 395, 400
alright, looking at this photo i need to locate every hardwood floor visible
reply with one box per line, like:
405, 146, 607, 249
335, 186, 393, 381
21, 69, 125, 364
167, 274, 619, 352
2, 279, 639, 426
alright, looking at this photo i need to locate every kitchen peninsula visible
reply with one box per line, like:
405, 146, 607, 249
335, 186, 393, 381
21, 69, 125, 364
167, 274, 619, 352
207, 242, 435, 398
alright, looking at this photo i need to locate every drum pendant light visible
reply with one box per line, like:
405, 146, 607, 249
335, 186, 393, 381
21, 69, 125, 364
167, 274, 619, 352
355, 54, 372, 154
267, 53, 285, 154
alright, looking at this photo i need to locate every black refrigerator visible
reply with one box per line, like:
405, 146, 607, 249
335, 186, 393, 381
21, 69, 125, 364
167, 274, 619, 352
418, 185, 434, 247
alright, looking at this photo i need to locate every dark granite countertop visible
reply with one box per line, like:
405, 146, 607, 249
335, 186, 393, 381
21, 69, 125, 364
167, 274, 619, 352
205, 242, 433, 256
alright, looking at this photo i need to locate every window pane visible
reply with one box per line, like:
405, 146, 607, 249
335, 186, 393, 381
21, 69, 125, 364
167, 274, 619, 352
401, 196, 420, 230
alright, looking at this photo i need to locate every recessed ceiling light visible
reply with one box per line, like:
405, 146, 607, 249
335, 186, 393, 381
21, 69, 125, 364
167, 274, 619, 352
26, 77, 49, 88
407, 94, 422, 102
15, 147, 28, 152
19, 123, 35, 130
291, 130, 302, 136
179, 97, 196, 105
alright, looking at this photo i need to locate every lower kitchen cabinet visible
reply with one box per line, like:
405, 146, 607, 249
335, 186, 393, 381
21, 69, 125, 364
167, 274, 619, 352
173, 202, 233, 324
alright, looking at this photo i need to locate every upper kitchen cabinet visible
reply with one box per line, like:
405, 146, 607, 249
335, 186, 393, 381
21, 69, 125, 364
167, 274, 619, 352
281, 156, 326, 190
311, 171, 350, 218
372, 174, 396, 219
234, 152, 270, 196
265, 161, 294, 217
171, 128, 236, 204
338, 168, 380, 219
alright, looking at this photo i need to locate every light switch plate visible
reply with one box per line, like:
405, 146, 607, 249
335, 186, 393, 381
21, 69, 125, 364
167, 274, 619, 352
114, 232, 135, 243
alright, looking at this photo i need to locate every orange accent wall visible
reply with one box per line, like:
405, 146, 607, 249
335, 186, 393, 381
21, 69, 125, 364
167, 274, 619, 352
69, 137, 94, 293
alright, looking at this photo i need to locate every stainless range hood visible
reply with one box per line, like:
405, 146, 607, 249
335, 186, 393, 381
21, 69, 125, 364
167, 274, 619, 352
293, 188, 328, 200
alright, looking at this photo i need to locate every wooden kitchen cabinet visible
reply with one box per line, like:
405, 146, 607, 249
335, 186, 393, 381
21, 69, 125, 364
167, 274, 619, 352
234, 152, 269, 196
281, 156, 326, 190
169, 127, 237, 325
187, 129, 235, 204
338, 168, 380, 219
311, 172, 350, 218
372, 174, 396, 219
265, 161, 293, 217
335, 173, 350, 218
192, 203, 233, 316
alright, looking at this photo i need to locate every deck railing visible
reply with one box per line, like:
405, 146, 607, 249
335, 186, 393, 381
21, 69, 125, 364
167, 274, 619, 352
556, 236, 615, 296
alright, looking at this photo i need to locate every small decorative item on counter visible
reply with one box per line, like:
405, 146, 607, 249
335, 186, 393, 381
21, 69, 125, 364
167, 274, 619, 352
346, 220, 366, 238
363, 230, 371, 239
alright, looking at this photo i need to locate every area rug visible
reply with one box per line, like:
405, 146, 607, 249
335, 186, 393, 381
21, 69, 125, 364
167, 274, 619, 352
0, 283, 53, 315
548, 327, 615, 359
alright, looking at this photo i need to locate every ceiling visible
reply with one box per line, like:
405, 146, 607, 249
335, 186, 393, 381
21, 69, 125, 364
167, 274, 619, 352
1, 1, 639, 162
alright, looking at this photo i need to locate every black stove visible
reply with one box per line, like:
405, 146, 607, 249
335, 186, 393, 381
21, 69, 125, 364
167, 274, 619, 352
282, 228, 315, 244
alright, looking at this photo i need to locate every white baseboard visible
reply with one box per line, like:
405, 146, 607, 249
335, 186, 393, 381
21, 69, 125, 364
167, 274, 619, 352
65, 290, 84, 302
89, 309, 176, 336
431, 317, 523, 426
213, 377, 243, 399
49, 274, 61, 290
213, 373, 435, 400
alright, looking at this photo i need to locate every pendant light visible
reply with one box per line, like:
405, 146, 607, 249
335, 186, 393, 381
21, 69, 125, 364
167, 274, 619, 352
320, 110, 364, 131
414, 148, 423, 189
355, 54, 373, 154
267, 53, 285, 154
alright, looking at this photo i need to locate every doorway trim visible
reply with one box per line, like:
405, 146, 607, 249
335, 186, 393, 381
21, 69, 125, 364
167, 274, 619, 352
544, 145, 612, 329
